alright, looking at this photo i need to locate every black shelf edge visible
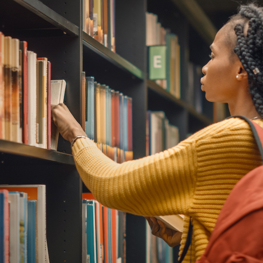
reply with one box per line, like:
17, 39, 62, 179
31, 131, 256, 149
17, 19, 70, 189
147, 80, 212, 125
0, 140, 75, 165
83, 32, 144, 80
14, 0, 79, 36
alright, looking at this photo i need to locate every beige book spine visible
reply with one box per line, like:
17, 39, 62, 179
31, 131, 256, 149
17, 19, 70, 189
4, 36, 12, 140
11, 39, 21, 143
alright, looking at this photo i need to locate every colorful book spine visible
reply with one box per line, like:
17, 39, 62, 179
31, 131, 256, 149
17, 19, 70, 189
86, 200, 97, 263
27, 200, 36, 263
0, 190, 9, 263
0, 33, 4, 139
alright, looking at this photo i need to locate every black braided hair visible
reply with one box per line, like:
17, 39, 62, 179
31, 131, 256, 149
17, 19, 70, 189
230, 3, 263, 117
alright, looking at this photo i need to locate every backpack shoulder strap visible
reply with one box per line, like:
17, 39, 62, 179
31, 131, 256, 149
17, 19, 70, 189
230, 115, 263, 162
179, 218, 193, 263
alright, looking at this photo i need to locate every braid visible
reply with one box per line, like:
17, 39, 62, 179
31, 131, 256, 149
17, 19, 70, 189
232, 4, 263, 118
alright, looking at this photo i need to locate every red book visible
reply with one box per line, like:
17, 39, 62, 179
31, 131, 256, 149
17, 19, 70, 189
0, 190, 10, 263
20, 41, 28, 144
47, 61, 51, 149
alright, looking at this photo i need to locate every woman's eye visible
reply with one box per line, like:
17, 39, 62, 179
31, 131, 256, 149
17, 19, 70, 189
209, 54, 214, 59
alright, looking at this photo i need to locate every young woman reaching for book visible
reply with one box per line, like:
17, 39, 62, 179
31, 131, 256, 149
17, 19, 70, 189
52, 3, 263, 262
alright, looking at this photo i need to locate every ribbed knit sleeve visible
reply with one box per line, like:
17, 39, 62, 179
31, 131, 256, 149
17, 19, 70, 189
72, 137, 197, 216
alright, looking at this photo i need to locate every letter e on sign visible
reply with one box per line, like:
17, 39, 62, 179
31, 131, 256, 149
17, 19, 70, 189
153, 55, 161, 68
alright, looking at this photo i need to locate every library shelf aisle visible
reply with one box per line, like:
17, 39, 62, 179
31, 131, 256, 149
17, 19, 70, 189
0, 0, 218, 262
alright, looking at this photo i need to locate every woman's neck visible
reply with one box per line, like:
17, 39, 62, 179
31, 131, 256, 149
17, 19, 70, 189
228, 92, 260, 119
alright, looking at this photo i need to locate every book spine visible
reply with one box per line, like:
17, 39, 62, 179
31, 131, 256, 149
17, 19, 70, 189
0, 33, 4, 139
21, 41, 29, 144
27, 201, 36, 263
11, 39, 20, 143
47, 61, 51, 149
89, 0, 93, 37
103, 206, 109, 263
81, 71, 86, 131
27, 51, 37, 146
103, 0, 108, 47
4, 36, 12, 141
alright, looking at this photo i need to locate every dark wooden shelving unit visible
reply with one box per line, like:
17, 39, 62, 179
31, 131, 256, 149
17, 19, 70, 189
0, 0, 217, 262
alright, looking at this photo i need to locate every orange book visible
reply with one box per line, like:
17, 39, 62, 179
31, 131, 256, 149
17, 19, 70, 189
103, 206, 109, 263
0, 32, 4, 139
111, 209, 117, 263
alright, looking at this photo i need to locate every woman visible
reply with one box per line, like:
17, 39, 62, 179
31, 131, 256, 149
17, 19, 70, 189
52, 3, 263, 262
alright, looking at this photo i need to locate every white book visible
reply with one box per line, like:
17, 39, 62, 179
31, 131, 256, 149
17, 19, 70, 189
8, 192, 20, 263
50, 79, 66, 150
28, 51, 37, 146
155, 214, 184, 232
0, 185, 49, 263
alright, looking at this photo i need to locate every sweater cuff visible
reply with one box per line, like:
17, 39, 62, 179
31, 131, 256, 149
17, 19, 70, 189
72, 137, 97, 155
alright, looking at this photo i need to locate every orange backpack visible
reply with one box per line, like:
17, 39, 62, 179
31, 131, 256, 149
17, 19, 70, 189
196, 116, 263, 263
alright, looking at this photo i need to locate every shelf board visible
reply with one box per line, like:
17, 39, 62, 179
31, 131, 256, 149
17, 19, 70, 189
147, 80, 212, 125
83, 32, 144, 80
5, 0, 79, 36
171, 0, 217, 44
0, 140, 75, 165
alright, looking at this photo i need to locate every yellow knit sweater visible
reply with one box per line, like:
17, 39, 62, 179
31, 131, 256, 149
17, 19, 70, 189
72, 117, 263, 262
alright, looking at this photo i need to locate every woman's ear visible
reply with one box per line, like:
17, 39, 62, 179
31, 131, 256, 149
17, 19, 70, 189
236, 66, 248, 81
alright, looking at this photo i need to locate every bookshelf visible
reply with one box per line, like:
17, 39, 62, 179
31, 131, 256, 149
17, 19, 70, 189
0, 0, 216, 262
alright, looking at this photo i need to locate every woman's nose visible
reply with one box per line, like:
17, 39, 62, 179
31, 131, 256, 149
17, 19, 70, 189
202, 63, 208, 75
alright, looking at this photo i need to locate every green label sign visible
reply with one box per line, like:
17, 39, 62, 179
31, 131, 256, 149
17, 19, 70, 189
149, 45, 166, 80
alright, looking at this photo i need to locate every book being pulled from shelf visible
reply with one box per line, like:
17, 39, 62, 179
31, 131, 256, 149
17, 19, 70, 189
82, 193, 126, 263
83, 0, 116, 52
82, 72, 133, 163
0, 185, 49, 263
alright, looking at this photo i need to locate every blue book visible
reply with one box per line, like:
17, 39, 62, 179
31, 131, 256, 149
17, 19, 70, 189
0, 193, 5, 263
27, 201, 36, 263
107, 208, 112, 263
165, 243, 173, 263
86, 200, 97, 263
86, 76, 95, 140
123, 96, 128, 153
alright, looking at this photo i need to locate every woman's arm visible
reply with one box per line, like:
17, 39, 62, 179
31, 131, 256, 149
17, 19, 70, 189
52, 103, 197, 217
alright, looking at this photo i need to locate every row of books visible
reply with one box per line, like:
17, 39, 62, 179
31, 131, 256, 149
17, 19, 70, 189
82, 193, 126, 263
0, 185, 49, 263
82, 73, 133, 163
0, 32, 66, 150
146, 12, 181, 98
146, 111, 179, 156
83, 0, 115, 52
146, 111, 184, 263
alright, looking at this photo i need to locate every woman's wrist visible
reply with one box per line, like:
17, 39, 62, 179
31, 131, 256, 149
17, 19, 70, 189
67, 127, 87, 143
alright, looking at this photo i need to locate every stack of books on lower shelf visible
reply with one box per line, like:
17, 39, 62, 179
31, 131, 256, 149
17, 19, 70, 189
82, 73, 133, 163
82, 193, 126, 263
0, 185, 49, 263
0, 32, 66, 150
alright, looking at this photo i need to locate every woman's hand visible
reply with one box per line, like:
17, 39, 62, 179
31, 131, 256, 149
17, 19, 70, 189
145, 217, 182, 247
51, 103, 87, 142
